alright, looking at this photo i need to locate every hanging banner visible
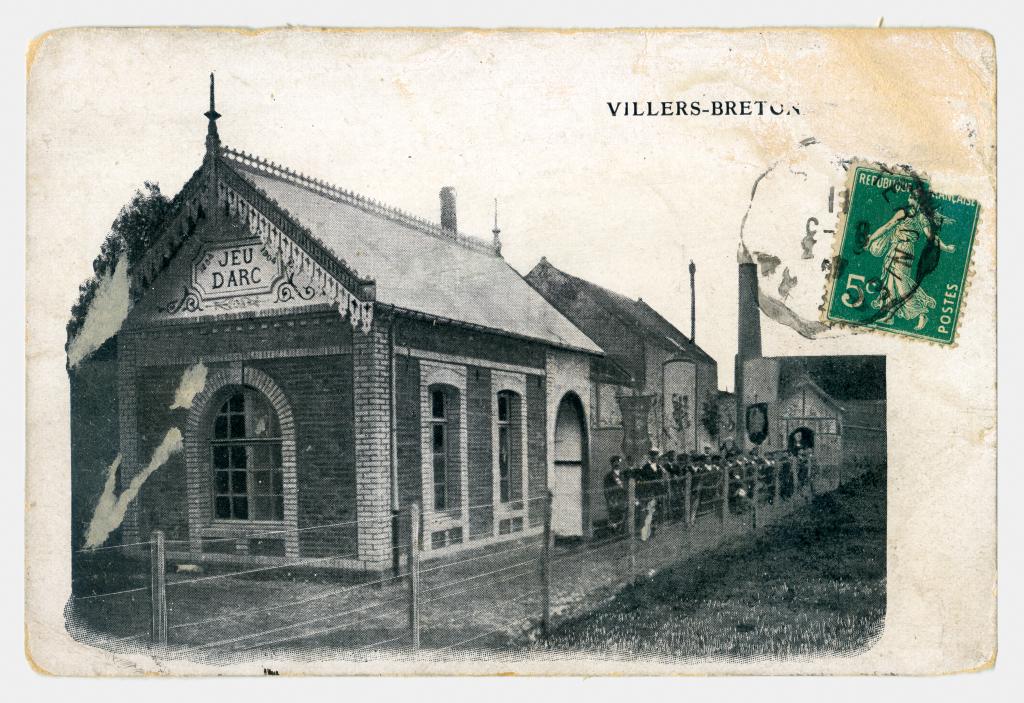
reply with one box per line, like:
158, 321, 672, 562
746, 402, 769, 446
663, 359, 696, 453
618, 394, 655, 465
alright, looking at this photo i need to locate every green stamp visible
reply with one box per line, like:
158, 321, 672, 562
823, 164, 979, 344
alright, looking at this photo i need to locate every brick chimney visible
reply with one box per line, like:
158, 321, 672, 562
439, 187, 457, 233
734, 241, 762, 447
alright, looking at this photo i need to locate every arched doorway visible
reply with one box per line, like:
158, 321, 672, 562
788, 426, 815, 454
552, 393, 588, 538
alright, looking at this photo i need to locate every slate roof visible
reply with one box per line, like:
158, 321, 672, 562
220, 150, 602, 355
524, 258, 716, 374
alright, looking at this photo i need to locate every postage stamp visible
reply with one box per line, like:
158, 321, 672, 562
823, 163, 980, 344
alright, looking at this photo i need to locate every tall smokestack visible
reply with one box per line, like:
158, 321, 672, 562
737, 244, 762, 360
439, 186, 457, 233
689, 260, 696, 343
735, 242, 762, 448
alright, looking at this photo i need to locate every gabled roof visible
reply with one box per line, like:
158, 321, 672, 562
781, 372, 845, 414
214, 148, 602, 355
524, 258, 716, 371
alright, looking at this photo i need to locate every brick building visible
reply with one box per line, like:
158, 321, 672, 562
71, 81, 606, 571
524, 258, 720, 531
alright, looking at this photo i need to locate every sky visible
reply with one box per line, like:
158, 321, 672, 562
27, 28, 995, 389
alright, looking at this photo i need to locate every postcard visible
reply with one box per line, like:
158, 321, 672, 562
25, 27, 996, 675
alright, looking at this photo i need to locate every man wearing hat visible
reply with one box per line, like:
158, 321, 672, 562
603, 455, 628, 532
636, 447, 665, 540
662, 449, 678, 473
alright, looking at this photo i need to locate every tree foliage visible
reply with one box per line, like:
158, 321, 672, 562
66, 182, 171, 347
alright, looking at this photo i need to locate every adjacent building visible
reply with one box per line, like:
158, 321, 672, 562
524, 258, 721, 530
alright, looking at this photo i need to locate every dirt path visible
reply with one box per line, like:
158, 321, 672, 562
67, 465, 880, 664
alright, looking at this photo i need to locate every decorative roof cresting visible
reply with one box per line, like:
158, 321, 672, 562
219, 145, 502, 258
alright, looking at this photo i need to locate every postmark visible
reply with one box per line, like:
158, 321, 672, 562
823, 163, 979, 344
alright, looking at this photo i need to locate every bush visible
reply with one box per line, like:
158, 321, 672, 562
66, 182, 171, 351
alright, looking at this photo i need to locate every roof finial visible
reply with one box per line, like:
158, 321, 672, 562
492, 197, 502, 255
204, 72, 221, 151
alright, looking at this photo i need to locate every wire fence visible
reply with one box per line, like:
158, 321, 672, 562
67, 454, 882, 658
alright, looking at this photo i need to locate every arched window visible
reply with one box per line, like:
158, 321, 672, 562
429, 385, 461, 512
497, 390, 523, 505
211, 388, 284, 522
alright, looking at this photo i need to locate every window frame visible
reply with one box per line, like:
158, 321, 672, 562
428, 384, 461, 514
430, 387, 450, 511
496, 390, 524, 506
208, 387, 286, 525
418, 362, 470, 551
491, 374, 528, 525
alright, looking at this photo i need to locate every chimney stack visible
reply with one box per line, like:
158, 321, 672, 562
734, 242, 763, 448
737, 255, 762, 361
439, 187, 457, 233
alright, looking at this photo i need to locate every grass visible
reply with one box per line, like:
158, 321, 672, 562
534, 465, 886, 660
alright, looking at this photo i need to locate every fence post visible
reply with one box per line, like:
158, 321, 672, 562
391, 509, 401, 577
407, 501, 420, 651
541, 490, 553, 638
663, 475, 672, 524
684, 472, 693, 527
808, 460, 817, 497
772, 462, 781, 506
751, 462, 759, 530
790, 463, 800, 504
627, 477, 636, 582
719, 465, 729, 526
149, 530, 167, 646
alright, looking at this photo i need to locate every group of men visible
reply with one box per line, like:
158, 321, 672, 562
602, 445, 815, 536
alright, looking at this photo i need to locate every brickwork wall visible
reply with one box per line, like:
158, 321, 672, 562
136, 363, 192, 543
351, 317, 395, 568
116, 334, 141, 544
119, 309, 358, 561
395, 316, 545, 370
395, 354, 422, 510
395, 320, 549, 548
248, 356, 355, 558
526, 374, 548, 527
118, 304, 575, 566
69, 348, 120, 551
130, 309, 353, 364
466, 366, 493, 539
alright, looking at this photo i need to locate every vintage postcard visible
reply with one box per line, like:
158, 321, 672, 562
25, 27, 996, 675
